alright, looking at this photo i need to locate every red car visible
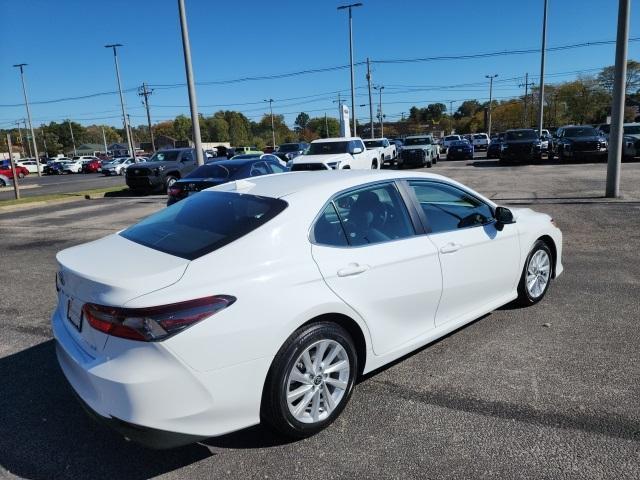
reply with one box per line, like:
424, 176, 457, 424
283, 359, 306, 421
0, 165, 29, 179
82, 159, 101, 173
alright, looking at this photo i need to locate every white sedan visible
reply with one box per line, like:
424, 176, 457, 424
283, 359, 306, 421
52, 170, 563, 448
101, 157, 135, 175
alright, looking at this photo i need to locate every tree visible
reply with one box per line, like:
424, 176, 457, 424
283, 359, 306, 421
173, 115, 192, 141
294, 112, 310, 132
457, 100, 481, 118
307, 116, 340, 139
205, 116, 230, 142
597, 60, 640, 94
226, 112, 251, 146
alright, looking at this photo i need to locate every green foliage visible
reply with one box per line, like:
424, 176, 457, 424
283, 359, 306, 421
294, 112, 310, 132
173, 115, 192, 141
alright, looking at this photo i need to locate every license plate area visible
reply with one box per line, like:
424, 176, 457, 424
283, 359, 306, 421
67, 297, 83, 331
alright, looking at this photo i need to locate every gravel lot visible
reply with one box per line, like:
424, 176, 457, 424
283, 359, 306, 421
0, 159, 638, 480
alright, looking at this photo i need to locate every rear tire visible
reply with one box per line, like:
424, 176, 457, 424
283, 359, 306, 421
371, 159, 378, 170
165, 175, 178, 194
261, 322, 358, 439
516, 240, 553, 306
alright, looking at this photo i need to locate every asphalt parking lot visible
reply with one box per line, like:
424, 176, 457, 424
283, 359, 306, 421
0, 172, 125, 201
0, 159, 639, 479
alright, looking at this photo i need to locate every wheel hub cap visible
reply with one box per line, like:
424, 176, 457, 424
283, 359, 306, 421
526, 250, 551, 298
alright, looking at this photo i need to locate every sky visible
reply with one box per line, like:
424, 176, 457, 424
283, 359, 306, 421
1, 0, 639, 130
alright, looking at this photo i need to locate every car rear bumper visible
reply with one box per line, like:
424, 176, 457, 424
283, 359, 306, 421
52, 307, 270, 447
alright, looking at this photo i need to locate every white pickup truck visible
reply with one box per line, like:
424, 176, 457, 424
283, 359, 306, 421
290, 137, 381, 171
363, 138, 397, 167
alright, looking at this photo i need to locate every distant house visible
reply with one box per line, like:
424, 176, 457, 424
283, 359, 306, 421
69, 143, 105, 157
107, 142, 141, 157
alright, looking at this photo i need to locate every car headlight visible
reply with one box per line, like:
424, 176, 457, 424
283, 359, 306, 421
327, 161, 342, 169
500, 144, 508, 151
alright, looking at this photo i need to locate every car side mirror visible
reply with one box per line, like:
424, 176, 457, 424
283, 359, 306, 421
495, 206, 515, 231
351, 147, 363, 154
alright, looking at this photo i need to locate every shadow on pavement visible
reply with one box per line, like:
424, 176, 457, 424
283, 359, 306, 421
0, 341, 212, 480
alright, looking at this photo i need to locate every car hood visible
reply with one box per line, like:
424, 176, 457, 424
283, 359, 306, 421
56, 233, 190, 306
292, 153, 351, 164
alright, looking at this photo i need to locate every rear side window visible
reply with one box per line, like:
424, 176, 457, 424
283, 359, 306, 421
120, 191, 287, 260
313, 204, 348, 246
327, 183, 415, 246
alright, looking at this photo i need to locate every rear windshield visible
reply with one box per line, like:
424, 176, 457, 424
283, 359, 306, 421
364, 140, 384, 148
278, 143, 301, 152
120, 191, 287, 260
186, 163, 242, 179
624, 125, 640, 135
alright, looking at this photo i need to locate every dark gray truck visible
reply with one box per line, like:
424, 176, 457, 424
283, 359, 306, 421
125, 148, 200, 193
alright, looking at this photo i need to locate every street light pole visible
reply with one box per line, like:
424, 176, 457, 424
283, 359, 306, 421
606, 0, 630, 198
177, 0, 204, 166
366, 57, 374, 138
485, 74, 498, 137
338, 3, 363, 137
12, 64, 41, 176
101, 126, 108, 156
264, 98, 276, 148
537, 0, 549, 137
104, 44, 136, 159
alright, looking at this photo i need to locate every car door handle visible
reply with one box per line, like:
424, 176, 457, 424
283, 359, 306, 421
439, 242, 461, 254
337, 263, 370, 277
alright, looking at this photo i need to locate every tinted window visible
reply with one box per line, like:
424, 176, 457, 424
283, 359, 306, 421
232, 154, 261, 160
404, 137, 431, 146
599, 125, 611, 133
308, 141, 349, 155
277, 143, 301, 152
364, 140, 384, 148
506, 130, 537, 140
333, 183, 414, 246
624, 125, 640, 134
120, 191, 287, 260
408, 181, 494, 233
290, 163, 329, 171
313, 204, 348, 247
186, 164, 241, 179
181, 150, 194, 162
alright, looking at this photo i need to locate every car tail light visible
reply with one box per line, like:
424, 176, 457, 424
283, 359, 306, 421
82, 295, 236, 341
168, 186, 183, 197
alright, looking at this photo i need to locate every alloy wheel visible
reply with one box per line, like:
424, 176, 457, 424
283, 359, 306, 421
526, 249, 550, 299
286, 339, 350, 424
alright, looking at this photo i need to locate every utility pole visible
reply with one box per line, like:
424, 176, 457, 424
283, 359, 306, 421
374, 85, 385, 137
6, 134, 20, 199
606, 0, 630, 198
519, 73, 535, 127
325, 113, 329, 137
366, 57, 374, 138
40, 126, 48, 157
13, 64, 41, 176
264, 98, 276, 148
177, 0, 205, 166
138, 83, 156, 152
127, 114, 135, 154
101, 126, 108, 156
537, 0, 549, 137
68, 120, 77, 156
338, 3, 363, 137
105, 44, 136, 160
15, 121, 25, 157
485, 74, 498, 137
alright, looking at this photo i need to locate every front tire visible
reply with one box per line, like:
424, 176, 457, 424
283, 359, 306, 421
261, 322, 358, 439
371, 159, 378, 170
517, 240, 552, 306
165, 175, 178, 194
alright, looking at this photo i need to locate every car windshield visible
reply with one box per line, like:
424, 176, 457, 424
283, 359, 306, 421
506, 130, 537, 140
624, 125, 640, 135
308, 141, 349, 155
451, 141, 469, 146
564, 127, 599, 137
72, 157, 80, 160
277, 143, 301, 152
120, 191, 288, 260
148, 151, 181, 162
185, 163, 242, 179
444, 136, 459, 141
473, 134, 487, 139
364, 140, 384, 148
404, 137, 431, 146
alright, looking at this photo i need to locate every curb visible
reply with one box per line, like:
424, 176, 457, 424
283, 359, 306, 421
0, 190, 126, 213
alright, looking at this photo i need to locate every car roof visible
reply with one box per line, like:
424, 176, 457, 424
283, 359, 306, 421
208, 170, 454, 200
310, 137, 354, 143
205, 158, 267, 166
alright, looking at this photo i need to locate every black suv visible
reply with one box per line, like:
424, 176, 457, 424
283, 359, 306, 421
499, 129, 543, 163
126, 148, 200, 193
553, 125, 608, 162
